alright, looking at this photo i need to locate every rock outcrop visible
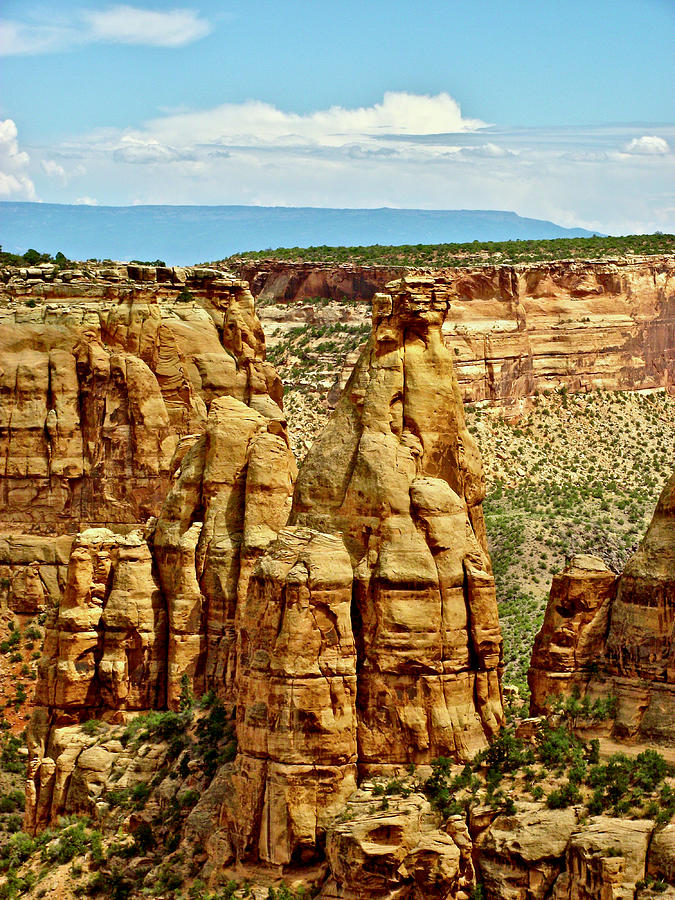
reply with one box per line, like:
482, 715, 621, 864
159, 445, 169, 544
11, 260, 675, 900
530, 469, 675, 743
0, 262, 284, 632
528, 555, 617, 709
232, 260, 406, 305
26, 273, 504, 867
320, 789, 475, 900
290, 276, 504, 766
26, 394, 297, 829
0, 265, 281, 532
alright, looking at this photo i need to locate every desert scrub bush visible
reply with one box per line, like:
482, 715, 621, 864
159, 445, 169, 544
81, 719, 107, 737
195, 697, 237, 776
546, 781, 582, 809
475, 727, 534, 773
549, 688, 618, 727
0, 735, 24, 774
267, 883, 308, 899
228, 233, 675, 267
0, 791, 24, 814
586, 750, 673, 817
122, 708, 191, 749
40, 818, 102, 865
0, 631, 20, 654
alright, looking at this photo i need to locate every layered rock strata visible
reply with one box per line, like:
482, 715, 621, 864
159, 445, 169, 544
530, 469, 675, 742
245, 257, 675, 404
231, 260, 406, 305
26, 395, 297, 829
0, 264, 283, 626
0, 264, 281, 532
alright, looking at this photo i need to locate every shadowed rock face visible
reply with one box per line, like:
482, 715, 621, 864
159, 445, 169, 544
528, 555, 617, 713
530, 469, 675, 742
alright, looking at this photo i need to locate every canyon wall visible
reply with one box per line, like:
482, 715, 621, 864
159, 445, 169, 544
7, 260, 675, 897
242, 257, 675, 404
231, 260, 406, 304
0, 262, 284, 618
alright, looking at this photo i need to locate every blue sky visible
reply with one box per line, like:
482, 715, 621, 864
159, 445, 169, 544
1, 0, 674, 234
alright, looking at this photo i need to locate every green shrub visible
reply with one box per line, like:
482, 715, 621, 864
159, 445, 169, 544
0, 736, 24, 774
130, 782, 150, 807
547, 782, 582, 809
0, 791, 25, 814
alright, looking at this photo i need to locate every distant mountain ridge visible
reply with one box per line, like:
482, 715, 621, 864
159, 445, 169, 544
0, 201, 597, 266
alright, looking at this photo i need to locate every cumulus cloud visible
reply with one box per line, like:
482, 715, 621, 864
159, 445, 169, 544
73, 196, 98, 205
139, 91, 486, 150
0, 119, 36, 199
21, 93, 675, 235
624, 135, 670, 155
41, 159, 67, 181
0, 6, 211, 55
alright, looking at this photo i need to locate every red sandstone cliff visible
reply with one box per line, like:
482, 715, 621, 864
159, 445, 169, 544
242, 257, 675, 404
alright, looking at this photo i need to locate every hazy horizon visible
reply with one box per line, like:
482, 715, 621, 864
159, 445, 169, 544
1, 0, 673, 236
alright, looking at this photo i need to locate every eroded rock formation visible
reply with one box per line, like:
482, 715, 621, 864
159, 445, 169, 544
11, 259, 675, 898
26, 394, 297, 830
25, 273, 504, 868
291, 276, 504, 765
530, 469, 675, 742
0, 265, 280, 531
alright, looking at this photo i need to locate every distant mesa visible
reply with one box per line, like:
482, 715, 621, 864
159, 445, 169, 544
0, 201, 598, 266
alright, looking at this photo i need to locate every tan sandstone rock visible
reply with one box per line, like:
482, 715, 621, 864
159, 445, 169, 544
291, 275, 504, 765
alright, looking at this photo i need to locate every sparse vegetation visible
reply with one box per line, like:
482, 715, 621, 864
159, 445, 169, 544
422, 703, 674, 822
228, 233, 675, 268
0, 247, 71, 268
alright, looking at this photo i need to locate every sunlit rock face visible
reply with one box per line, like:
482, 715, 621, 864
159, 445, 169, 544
240, 256, 675, 404
25, 272, 504, 869
291, 275, 504, 767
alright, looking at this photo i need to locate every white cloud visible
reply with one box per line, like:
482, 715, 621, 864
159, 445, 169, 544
454, 142, 516, 159
73, 196, 98, 205
41, 159, 67, 181
0, 20, 72, 56
0, 119, 35, 199
21, 94, 675, 236
624, 135, 670, 155
138, 91, 486, 150
112, 135, 194, 163
0, 6, 211, 55
84, 5, 211, 47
